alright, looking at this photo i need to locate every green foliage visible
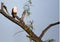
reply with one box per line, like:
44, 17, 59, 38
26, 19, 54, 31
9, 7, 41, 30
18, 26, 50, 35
23, 0, 34, 30
24, 0, 32, 16
27, 9, 30, 16
29, 20, 33, 30
43, 39, 55, 42
28, 0, 32, 5
48, 39, 54, 42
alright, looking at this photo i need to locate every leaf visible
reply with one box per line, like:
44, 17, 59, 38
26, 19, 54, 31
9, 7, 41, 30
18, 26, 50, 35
43, 39, 55, 42
48, 39, 54, 42
28, 0, 32, 5
27, 11, 30, 16
30, 25, 33, 29
29, 20, 33, 29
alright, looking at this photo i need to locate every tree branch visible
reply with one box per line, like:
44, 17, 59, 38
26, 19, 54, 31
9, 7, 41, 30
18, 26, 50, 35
0, 9, 2, 13
0, 2, 59, 42
0, 2, 40, 42
39, 21, 60, 39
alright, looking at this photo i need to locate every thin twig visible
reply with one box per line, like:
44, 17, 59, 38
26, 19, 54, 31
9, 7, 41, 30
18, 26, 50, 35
39, 22, 60, 39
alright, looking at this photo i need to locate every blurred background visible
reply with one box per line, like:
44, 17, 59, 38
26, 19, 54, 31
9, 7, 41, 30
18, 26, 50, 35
0, 0, 59, 42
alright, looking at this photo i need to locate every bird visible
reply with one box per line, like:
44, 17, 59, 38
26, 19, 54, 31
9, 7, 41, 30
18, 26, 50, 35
2, 2, 9, 13
11, 6, 18, 18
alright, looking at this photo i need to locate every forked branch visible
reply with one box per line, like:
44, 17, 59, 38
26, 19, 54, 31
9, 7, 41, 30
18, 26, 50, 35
0, 2, 60, 42
0, 2, 40, 42
39, 22, 60, 39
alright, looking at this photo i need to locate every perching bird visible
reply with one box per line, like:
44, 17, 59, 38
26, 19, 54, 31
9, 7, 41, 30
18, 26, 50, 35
2, 2, 9, 13
12, 6, 18, 18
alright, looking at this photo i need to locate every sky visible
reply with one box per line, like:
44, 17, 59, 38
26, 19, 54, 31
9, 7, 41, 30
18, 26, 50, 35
0, 0, 59, 42
59, 0, 60, 42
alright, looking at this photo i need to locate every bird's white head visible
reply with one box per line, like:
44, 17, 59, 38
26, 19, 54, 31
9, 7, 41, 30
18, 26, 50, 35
13, 6, 18, 13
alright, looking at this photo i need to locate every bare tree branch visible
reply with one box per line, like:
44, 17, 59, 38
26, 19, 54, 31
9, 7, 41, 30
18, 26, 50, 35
39, 21, 60, 39
0, 10, 2, 13
14, 30, 24, 36
0, 2, 41, 42
0, 2, 59, 42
